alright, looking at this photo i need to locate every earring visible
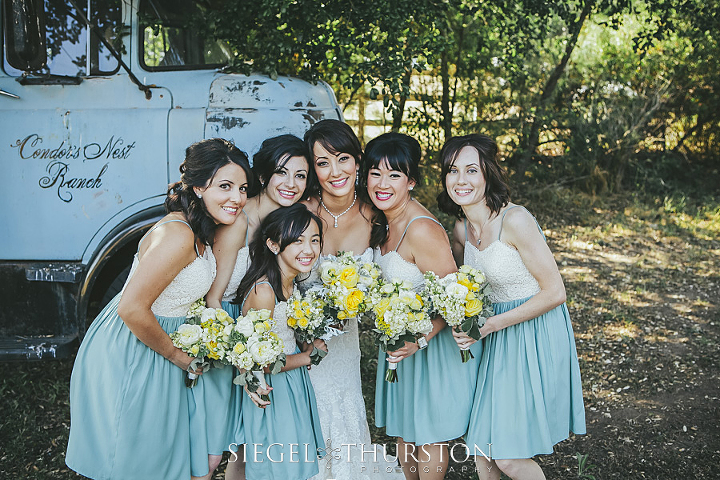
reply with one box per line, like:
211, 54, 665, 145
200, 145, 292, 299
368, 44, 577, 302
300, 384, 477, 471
409, 186, 414, 191
197, 193, 203, 199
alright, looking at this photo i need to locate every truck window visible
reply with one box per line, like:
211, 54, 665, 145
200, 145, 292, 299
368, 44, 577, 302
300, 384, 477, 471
3, 0, 121, 76
140, 0, 230, 71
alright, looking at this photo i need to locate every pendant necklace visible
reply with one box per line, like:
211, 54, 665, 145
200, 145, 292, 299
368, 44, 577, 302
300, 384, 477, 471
320, 191, 357, 228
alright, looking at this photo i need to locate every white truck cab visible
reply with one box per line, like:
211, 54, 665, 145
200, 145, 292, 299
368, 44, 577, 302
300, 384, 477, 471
0, 0, 341, 359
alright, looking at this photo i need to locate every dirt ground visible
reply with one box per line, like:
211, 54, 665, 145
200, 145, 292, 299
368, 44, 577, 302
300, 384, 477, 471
1, 193, 718, 479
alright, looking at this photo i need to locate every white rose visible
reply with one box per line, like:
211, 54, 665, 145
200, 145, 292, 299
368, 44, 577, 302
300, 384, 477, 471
200, 308, 217, 324
248, 339, 276, 365
235, 317, 255, 337
175, 324, 202, 348
446, 282, 469, 299
235, 351, 254, 370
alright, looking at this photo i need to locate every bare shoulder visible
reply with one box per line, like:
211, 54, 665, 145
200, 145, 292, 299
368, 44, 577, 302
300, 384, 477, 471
142, 214, 195, 254
216, 211, 249, 248
246, 282, 277, 310
404, 216, 451, 258
501, 205, 544, 246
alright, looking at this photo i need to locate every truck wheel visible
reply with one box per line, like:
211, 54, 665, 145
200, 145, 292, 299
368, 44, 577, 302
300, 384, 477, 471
100, 263, 132, 306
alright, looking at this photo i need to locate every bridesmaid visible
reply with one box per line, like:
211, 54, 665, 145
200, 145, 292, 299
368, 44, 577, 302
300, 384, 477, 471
437, 133, 586, 480
363, 132, 481, 480
237, 203, 327, 480
66, 138, 251, 480
204, 134, 313, 480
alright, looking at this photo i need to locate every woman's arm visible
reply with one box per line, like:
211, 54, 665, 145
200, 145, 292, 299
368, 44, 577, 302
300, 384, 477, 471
451, 220, 466, 268
388, 218, 458, 361
116, 220, 199, 371
206, 218, 248, 308
478, 207, 566, 337
242, 284, 319, 372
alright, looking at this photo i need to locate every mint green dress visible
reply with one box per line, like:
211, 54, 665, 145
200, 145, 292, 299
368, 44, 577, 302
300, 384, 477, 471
463, 208, 586, 459
66, 220, 216, 480
189, 213, 250, 476
373, 216, 482, 445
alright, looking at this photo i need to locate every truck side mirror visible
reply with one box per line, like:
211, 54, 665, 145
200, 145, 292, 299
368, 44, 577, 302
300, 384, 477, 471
3, 0, 47, 71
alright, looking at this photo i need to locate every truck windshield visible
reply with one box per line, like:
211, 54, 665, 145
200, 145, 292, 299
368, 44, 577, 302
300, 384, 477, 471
140, 0, 231, 71
3, 0, 121, 76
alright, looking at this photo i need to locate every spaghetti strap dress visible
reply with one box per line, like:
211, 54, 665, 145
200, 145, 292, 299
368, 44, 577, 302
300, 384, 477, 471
189, 211, 251, 475
464, 206, 586, 459
66, 219, 216, 480
238, 283, 325, 480
374, 216, 482, 446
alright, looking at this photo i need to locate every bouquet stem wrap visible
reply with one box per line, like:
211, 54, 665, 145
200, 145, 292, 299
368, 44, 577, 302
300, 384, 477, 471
252, 370, 271, 402
385, 356, 399, 383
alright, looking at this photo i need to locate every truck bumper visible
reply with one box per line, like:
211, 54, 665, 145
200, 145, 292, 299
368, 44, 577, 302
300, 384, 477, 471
0, 262, 84, 360
0, 335, 78, 361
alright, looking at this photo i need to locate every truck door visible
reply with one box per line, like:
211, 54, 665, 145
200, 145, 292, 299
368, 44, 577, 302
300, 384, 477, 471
0, 0, 171, 348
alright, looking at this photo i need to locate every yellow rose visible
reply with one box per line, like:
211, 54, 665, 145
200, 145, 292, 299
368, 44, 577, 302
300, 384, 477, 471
339, 266, 359, 288
344, 290, 364, 315
374, 298, 391, 319
287, 316, 298, 328
207, 341, 220, 359
189, 345, 200, 356
298, 317, 309, 328
233, 343, 246, 355
337, 311, 347, 320
254, 322, 267, 334
465, 292, 476, 302
458, 278, 473, 291
216, 310, 232, 324
465, 298, 483, 317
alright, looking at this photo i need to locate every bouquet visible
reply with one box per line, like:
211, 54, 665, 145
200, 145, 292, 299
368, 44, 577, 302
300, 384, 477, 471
286, 288, 332, 365
318, 252, 383, 324
423, 265, 493, 362
228, 309, 286, 402
369, 279, 432, 382
170, 299, 236, 387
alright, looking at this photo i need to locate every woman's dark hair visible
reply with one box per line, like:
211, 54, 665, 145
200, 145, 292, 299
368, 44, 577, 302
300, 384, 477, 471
235, 203, 323, 303
165, 138, 254, 245
304, 119, 363, 196
361, 132, 422, 248
251, 134, 315, 200
436, 134, 510, 218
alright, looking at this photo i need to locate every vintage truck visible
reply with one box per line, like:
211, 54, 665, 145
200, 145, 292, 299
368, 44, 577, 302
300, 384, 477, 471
0, 0, 341, 359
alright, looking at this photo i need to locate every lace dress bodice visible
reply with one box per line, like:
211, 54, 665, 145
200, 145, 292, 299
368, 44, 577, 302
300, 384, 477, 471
221, 246, 250, 302
269, 300, 298, 356
374, 250, 426, 291
464, 241, 540, 303
122, 246, 216, 317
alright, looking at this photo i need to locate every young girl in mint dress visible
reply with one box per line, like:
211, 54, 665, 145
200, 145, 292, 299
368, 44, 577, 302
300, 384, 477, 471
66, 138, 252, 480
438, 133, 586, 480
197, 134, 312, 480
363, 132, 482, 479
235, 203, 326, 480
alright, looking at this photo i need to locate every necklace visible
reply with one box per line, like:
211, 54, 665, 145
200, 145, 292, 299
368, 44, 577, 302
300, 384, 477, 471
320, 191, 356, 228
471, 216, 492, 245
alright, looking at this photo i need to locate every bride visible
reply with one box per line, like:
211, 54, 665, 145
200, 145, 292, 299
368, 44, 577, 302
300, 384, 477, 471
301, 120, 403, 479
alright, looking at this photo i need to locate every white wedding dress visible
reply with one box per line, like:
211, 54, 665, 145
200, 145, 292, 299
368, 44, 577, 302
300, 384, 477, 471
300, 248, 404, 480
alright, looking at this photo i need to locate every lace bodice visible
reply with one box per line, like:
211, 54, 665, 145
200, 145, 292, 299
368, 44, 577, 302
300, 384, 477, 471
270, 300, 299, 356
464, 241, 540, 302
374, 249, 426, 291
222, 246, 250, 302
122, 247, 217, 317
